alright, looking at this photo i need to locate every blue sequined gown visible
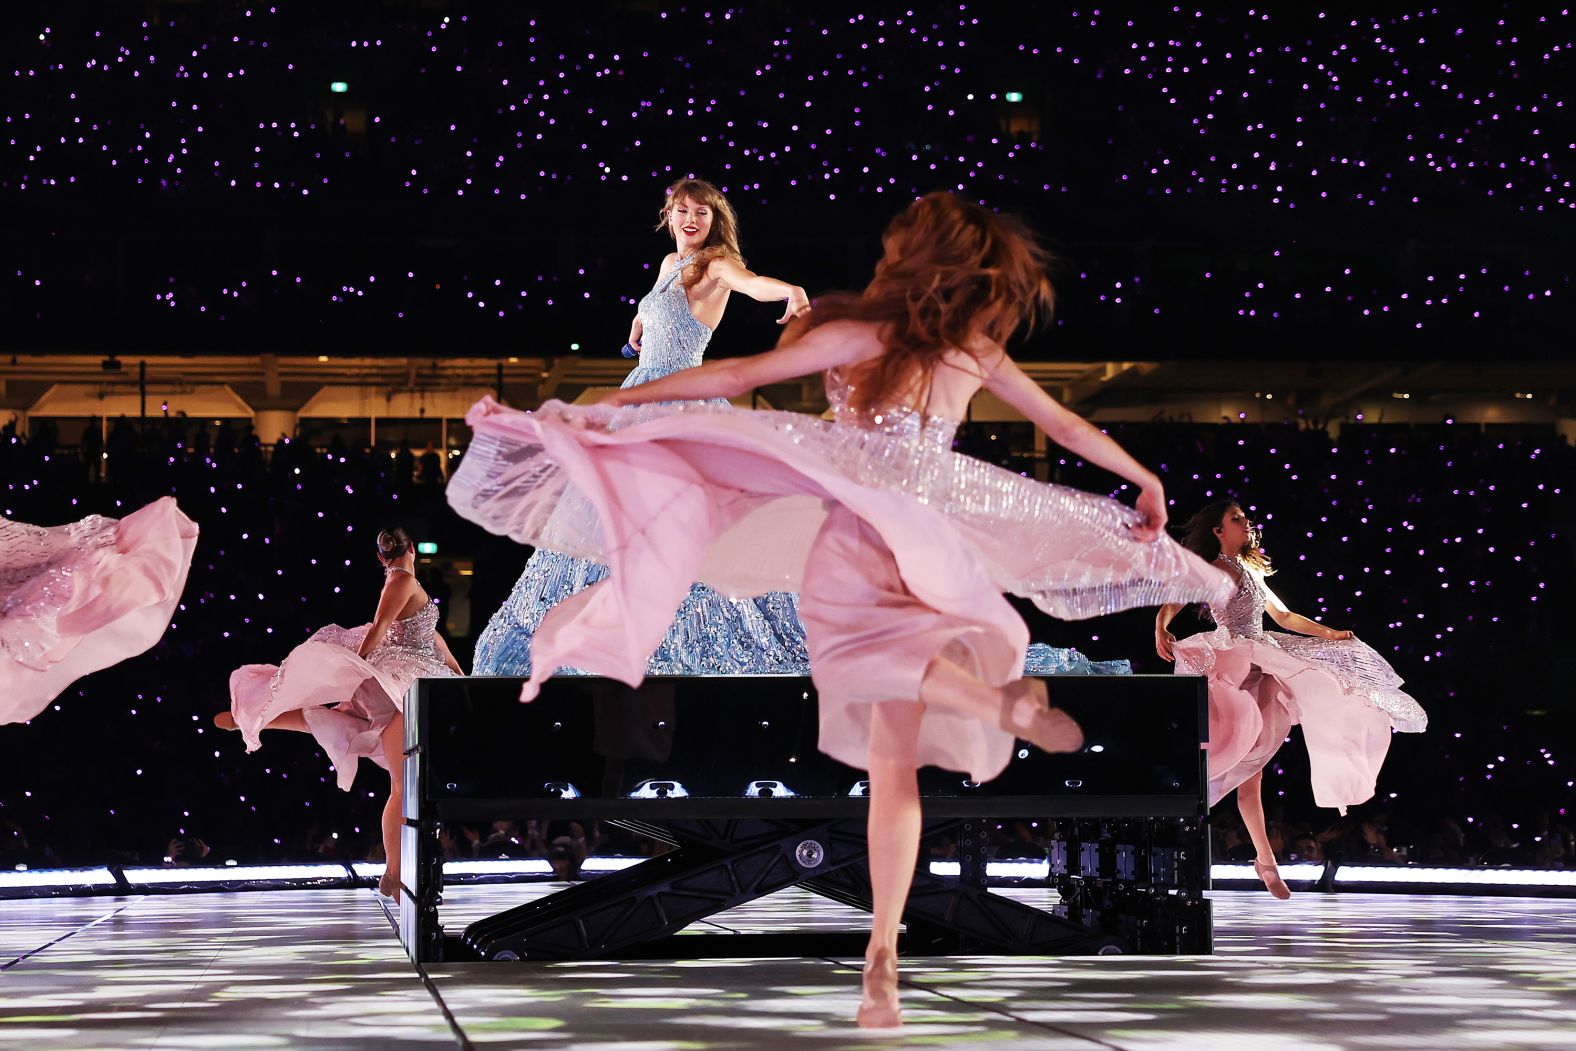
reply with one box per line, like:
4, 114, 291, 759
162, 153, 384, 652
471, 254, 811, 675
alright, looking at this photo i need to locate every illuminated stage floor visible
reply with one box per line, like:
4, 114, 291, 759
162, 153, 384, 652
4, 886, 1576, 1049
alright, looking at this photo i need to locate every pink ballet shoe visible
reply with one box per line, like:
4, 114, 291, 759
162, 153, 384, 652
1254, 860, 1292, 900
856, 947, 901, 1029
998, 678, 1084, 754
213, 711, 238, 731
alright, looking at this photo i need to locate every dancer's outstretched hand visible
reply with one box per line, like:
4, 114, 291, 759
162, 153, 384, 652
1130, 486, 1168, 542
777, 286, 811, 324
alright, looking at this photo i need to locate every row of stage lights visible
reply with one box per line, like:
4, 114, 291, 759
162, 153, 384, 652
5, 859, 1574, 899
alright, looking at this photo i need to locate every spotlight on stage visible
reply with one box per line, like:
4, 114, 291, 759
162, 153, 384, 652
744, 779, 796, 798
629, 779, 688, 799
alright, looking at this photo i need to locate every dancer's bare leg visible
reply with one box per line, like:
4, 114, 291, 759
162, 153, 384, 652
213, 710, 308, 733
918, 654, 1083, 753
378, 714, 405, 900
1236, 771, 1290, 899
859, 699, 924, 1029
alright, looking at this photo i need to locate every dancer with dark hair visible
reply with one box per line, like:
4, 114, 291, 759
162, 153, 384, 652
470, 177, 814, 677
447, 192, 1232, 1027
218, 527, 463, 899
1155, 500, 1427, 898
1, 498, 198, 725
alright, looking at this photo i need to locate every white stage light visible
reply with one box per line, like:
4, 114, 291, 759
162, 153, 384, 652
122, 864, 350, 885
1334, 866, 1576, 888
443, 859, 554, 876
0, 867, 118, 890
1212, 862, 1326, 882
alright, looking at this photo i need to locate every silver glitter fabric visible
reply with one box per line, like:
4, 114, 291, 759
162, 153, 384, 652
0, 513, 119, 671
471, 253, 811, 676
449, 370, 1235, 624
1189, 555, 1428, 732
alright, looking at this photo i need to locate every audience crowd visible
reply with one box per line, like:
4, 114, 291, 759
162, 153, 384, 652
1, 410, 1570, 872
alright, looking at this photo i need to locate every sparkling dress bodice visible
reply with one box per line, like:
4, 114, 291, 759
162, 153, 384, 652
624, 254, 712, 387
1206, 556, 1269, 639
379, 598, 444, 660
825, 368, 962, 454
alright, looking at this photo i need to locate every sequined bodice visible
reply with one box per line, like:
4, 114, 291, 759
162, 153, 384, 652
1207, 556, 1267, 639
384, 598, 441, 652
632, 253, 713, 379
824, 368, 960, 455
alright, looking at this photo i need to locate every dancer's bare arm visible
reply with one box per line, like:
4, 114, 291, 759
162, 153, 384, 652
979, 350, 1167, 540
1266, 604, 1353, 640
358, 574, 416, 658
432, 631, 465, 675
707, 259, 811, 324
600, 319, 882, 406
1155, 604, 1183, 660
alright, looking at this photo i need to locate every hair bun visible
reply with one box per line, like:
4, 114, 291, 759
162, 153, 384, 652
377, 527, 413, 557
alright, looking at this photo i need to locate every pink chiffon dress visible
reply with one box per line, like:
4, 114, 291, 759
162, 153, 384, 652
1171, 555, 1427, 813
228, 578, 458, 790
1, 496, 198, 725
446, 370, 1233, 783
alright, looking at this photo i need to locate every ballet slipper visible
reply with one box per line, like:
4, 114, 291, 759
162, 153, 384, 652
998, 678, 1084, 754
213, 711, 238, 731
1254, 859, 1292, 900
856, 947, 902, 1029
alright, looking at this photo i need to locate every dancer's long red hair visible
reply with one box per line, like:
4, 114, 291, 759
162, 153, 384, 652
779, 192, 1055, 415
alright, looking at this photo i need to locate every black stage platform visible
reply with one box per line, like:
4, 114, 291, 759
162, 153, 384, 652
398, 675, 1212, 963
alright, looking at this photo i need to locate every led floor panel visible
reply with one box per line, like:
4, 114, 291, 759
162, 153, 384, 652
3, 887, 1575, 1049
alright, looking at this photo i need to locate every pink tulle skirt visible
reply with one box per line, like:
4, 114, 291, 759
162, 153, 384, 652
449, 397, 1234, 782
0, 497, 198, 725
1174, 627, 1397, 812
229, 617, 457, 791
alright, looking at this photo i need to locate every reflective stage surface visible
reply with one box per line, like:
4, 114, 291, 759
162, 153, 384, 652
3, 886, 1575, 1049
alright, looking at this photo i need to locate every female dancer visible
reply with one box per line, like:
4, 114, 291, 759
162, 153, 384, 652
1, 497, 198, 725
218, 528, 463, 899
470, 176, 813, 676
447, 192, 1232, 1027
1155, 500, 1427, 898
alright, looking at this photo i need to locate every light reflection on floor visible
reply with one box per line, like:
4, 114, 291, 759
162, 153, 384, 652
3, 885, 1575, 1049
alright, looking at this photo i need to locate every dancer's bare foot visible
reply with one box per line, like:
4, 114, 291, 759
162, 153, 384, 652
378, 869, 401, 902
213, 711, 237, 731
1254, 859, 1292, 900
998, 678, 1084, 753
856, 946, 901, 1029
